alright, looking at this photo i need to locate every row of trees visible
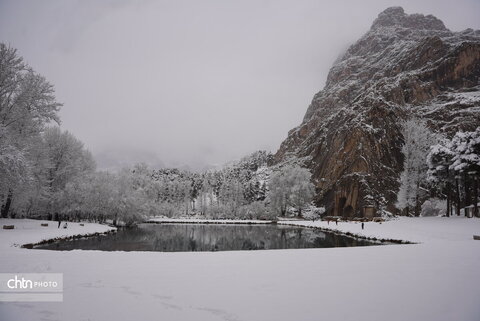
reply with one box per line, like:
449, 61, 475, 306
396, 117, 479, 217
0, 43, 318, 224
57, 166, 156, 226
0, 43, 146, 225
46, 161, 316, 223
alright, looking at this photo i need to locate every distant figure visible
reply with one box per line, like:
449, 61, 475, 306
57, 216, 61, 229
361, 222, 364, 230
335, 219, 338, 226
63, 222, 68, 229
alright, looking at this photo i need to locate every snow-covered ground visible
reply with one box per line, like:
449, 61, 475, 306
0, 219, 115, 248
1, 217, 479, 321
280, 216, 480, 243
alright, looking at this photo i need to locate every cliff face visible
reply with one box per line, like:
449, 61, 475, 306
274, 7, 480, 217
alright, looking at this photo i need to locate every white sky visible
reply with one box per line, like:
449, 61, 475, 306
1, 0, 479, 171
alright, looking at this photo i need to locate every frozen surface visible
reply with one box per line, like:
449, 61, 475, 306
1, 217, 479, 321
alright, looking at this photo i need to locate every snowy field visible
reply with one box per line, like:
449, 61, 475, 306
1, 217, 479, 321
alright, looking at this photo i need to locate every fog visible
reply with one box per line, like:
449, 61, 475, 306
1, 0, 479, 171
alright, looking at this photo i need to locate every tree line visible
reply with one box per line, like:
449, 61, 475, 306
0, 44, 317, 225
396, 118, 479, 217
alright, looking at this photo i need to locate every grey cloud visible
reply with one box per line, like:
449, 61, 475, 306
1, 0, 479, 170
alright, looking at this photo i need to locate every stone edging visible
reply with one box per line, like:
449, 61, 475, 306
21, 229, 116, 249
277, 222, 414, 244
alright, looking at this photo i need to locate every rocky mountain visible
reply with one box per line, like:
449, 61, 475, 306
274, 7, 480, 217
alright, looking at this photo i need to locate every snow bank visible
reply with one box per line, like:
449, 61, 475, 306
0, 219, 115, 249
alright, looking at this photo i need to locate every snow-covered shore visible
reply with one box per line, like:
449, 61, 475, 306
1, 217, 479, 321
0, 219, 115, 249
148, 217, 273, 224
280, 216, 480, 244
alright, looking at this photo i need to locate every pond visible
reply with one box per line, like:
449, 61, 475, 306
34, 223, 384, 252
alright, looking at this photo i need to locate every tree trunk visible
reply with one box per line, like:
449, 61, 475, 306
455, 178, 461, 216
446, 181, 451, 217
415, 181, 420, 217
464, 172, 472, 207
474, 175, 479, 218
1, 190, 13, 218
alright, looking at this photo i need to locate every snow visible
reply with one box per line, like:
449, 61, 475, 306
279, 216, 480, 243
1, 217, 480, 321
0, 219, 115, 248
449, 90, 480, 105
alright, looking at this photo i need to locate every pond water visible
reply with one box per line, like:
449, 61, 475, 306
34, 223, 384, 252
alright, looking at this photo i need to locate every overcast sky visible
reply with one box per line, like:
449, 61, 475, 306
1, 0, 479, 171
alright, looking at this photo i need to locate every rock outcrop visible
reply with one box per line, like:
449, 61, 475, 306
274, 7, 480, 217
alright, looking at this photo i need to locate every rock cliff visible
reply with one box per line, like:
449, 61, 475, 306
274, 7, 480, 217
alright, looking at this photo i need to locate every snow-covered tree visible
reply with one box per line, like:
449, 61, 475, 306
268, 165, 315, 217
396, 118, 437, 216
427, 127, 480, 217
448, 128, 480, 217
9, 136, 51, 217
449, 128, 480, 173
427, 140, 455, 216
0, 44, 61, 217
42, 127, 95, 216
218, 178, 245, 217
43, 127, 95, 191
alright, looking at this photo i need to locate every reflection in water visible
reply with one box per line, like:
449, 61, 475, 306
35, 223, 381, 252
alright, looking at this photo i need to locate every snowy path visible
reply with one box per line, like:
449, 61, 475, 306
1, 217, 479, 321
